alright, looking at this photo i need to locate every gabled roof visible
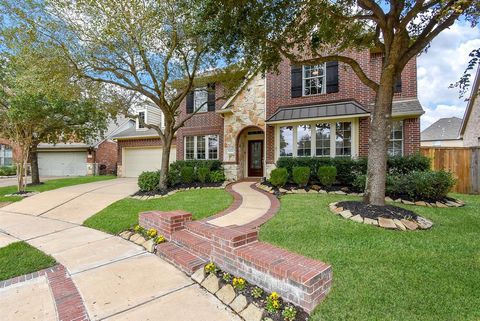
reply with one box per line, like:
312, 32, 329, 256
111, 124, 160, 140
421, 117, 463, 141
460, 66, 480, 136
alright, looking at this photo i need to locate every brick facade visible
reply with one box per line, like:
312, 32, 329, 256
0, 138, 22, 164
95, 140, 118, 174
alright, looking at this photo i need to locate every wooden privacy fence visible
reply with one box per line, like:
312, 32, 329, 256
421, 147, 480, 194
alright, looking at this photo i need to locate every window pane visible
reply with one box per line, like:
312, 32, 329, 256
303, 64, 325, 96
196, 136, 206, 159
297, 125, 311, 157
335, 122, 352, 156
388, 121, 403, 156
185, 137, 195, 160
194, 88, 208, 112
208, 136, 218, 160
138, 112, 145, 128
316, 123, 331, 156
279, 126, 293, 157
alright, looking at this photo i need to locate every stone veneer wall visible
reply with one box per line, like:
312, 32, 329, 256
223, 74, 267, 180
463, 92, 480, 147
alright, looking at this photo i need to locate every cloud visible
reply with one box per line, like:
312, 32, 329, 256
417, 22, 480, 130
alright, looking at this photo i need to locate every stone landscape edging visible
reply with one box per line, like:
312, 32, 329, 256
257, 183, 465, 208
0, 264, 89, 321
328, 202, 434, 231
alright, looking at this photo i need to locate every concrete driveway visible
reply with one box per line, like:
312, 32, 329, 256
0, 178, 239, 321
0, 176, 69, 188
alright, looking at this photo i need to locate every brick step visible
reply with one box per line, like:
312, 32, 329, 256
156, 242, 207, 275
184, 221, 217, 239
170, 229, 212, 257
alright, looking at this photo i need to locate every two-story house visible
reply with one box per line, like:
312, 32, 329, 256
115, 50, 424, 180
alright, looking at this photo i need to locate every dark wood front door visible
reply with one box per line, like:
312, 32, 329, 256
248, 140, 263, 177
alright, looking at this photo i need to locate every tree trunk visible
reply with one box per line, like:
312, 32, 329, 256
158, 132, 173, 191
363, 69, 396, 206
30, 146, 41, 185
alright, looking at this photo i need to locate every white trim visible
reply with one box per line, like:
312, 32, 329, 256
136, 109, 148, 131
302, 63, 327, 96
183, 135, 219, 160
194, 87, 209, 114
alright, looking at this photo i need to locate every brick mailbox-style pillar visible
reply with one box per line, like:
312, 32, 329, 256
211, 226, 333, 313
139, 210, 192, 239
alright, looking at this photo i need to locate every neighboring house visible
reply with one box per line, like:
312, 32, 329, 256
460, 67, 480, 147
0, 138, 19, 167
420, 117, 463, 147
112, 102, 176, 177
114, 50, 424, 179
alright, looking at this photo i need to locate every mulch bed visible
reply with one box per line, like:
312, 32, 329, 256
133, 182, 223, 197
338, 201, 418, 221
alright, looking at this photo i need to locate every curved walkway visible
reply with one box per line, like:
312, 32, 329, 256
0, 178, 239, 321
204, 181, 280, 230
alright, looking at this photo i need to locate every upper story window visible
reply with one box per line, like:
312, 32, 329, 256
0, 144, 13, 166
194, 87, 208, 113
388, 120, 403, 156
303, 64, 326, 96
136, 110, 147, 130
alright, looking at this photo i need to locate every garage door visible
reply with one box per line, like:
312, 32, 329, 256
123, 147, 176, 177
38, 151, 88, 177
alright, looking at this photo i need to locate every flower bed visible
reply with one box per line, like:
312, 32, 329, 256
131, 182, 228, 200
329, 201, 433, 231
193, 262, 309, 321
118, 225, 166, 252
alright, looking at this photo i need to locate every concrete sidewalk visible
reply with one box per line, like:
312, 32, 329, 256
0, 178, 239, 321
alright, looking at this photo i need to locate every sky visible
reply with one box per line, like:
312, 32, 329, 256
417, 22, 480, 130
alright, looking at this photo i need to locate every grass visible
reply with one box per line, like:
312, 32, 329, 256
0, 242, 56, 281
84, 189, 233, 234
259, 193, 480, 321
0, 175, 116, 202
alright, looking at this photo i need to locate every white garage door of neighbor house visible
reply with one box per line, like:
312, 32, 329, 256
123, 147, 176, 177
38, 151, 88, 177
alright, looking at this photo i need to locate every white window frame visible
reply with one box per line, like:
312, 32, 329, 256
136, 110, 148, 130
276, 117, 358, 160
388, 120, 404, 156
302, 64, 327, 96
0, 144, 13, 166
194, 87, 208, 113
184, 135, 219, 160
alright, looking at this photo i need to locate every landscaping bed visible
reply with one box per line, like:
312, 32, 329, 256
132, 182, 226, 198
260, 193, 480, 321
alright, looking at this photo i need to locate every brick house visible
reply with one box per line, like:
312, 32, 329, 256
116, 50, 424, 179
460, 67, 480, 147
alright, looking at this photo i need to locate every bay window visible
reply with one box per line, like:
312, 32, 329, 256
0, 144, 13, 166
388, 121, 403, 156
185, 135, 219, 160
277, 120, 356, 158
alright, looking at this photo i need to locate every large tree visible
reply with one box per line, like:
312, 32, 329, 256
0, 42, 121, 190
1, 0, 244, 189
207, 0, 479, 205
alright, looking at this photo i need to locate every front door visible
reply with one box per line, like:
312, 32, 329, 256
248, 140, 263, 177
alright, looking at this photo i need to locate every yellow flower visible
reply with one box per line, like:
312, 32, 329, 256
147, 228, 157, 238
269, 292, 279, 300
134, 225, 142, 232
155, 235, 166, 244
272, 300, 281, 309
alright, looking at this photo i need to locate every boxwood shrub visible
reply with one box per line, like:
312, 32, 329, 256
317, 166, 337, 187
269, 168, 288, 187
0, 166, 16, 176
138, 171, 160, 192
276, 154, 430, 186
180, 166, 195, 184
168, 160, 225, 186
197, 167, 210, 183
292, 166, 310, 187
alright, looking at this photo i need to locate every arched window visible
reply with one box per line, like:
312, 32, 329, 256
0, 144, 13, 166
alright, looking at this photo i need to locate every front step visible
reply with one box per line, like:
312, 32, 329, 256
156, 242, 207, 274
184, 221, 217, 239
170, 229, 212, 257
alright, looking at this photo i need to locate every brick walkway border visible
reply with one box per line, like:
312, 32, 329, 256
0, 265, 89, 321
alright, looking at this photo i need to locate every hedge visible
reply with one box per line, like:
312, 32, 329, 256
276, 154, 430, 186
138, 171, 160, 192
168, 160, 225, 186
0, 166, 16, 176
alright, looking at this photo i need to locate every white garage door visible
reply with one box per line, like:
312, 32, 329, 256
123, 147, 176, 177
38, 151, 88, 177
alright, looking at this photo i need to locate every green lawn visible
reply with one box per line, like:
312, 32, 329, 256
0, 242, 56, 281
0, 175, 116, 202
260, 193, 480, 321
84, 189, 233, 234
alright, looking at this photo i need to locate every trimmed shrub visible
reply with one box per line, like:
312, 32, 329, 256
170, 160, 222, 172
197, 167, 210, 183
387, 154, 430, 174
269, 168, 288, 187
353, 170, 456, 201
0, 166, 16, 176
167, 168, 181, 187
180, 166, 195, 184
292, 166, 310, 187
138, 171, 160, 192
209, 170, 226, 183
317, 166, 337, 187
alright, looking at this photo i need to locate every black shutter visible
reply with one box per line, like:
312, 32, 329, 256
326, 61, 339, 93
394, 76, 402, 93
207, 83, 216, 111
186, 91, 194, 114
291, 65, 303, 98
